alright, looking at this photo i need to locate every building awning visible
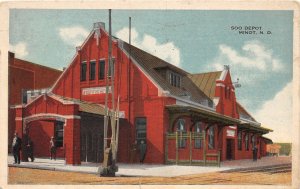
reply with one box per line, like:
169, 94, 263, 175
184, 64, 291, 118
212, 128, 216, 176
238, 122, 273, 134
166, 104, 272, 135
165, 105, 240, 126
261, 137, 273, 144
79, 102, 106, 116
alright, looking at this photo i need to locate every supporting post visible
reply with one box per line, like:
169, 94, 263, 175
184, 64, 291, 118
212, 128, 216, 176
165, 133, 168, 164
218, 149, 221, 167
203, 130, 206, 166
189, 132, 192, 165
176, 131, 178, 165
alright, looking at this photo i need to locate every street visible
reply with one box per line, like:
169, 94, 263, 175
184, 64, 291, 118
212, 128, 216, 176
8, 166, 291, 185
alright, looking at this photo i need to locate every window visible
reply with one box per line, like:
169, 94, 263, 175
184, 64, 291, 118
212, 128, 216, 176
225, 86, 231, 99
176, 119, 186, 148
22, 89, 27, 104
55, 121, 64, 147
135, 117, 147, 145
80, 61, 87, 81
89, 61, 96, 80
169, 71, 181, 88
245, 133, 249, 151
99, 60, 105, 80
238, 131, 242, 150
208, 126, 215, 149
194, 122, 203, 149
252, 135, 256, 149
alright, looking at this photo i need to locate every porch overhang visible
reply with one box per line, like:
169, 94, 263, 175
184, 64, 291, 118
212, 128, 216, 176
165, 105, 240, 126
79, 101, 106, 116
261, 136, 273, 144
238, 122, 273, 134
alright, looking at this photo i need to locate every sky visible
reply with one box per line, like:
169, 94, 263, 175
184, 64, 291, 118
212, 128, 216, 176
9, 9, 293, 142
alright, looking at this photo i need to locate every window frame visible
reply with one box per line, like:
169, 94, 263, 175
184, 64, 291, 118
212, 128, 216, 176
252, 135, 256, 149
238, 131, 242, 150
176, 118, 186, 148
98, 59, 105, 80
55, 121, 64, 148
169, 71, 181, 88
80, 61, 87, 82
208, 126, 215, 149
194, 122, 203, 149
245, 133, 249, 151
135, 117, 147, 145
89, 60, 96, 81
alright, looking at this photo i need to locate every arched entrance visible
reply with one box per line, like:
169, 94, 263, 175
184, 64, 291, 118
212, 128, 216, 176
22, 114, 67, 159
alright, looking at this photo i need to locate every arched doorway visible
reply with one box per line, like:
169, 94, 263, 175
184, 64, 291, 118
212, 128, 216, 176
23, 114, 67, 158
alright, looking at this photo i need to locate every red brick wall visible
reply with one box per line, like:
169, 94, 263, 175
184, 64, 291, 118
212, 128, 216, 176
50, 28, 176, 164
8, 52, 62, 151
27, 120, 64, 158
215, 71, 239, 119
234, 132, 262, 160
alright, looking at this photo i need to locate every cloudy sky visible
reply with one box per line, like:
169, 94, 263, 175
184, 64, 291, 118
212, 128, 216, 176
9, 10, 293, 142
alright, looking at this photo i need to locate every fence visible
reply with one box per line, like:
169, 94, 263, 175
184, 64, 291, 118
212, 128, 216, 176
165, 131, 220, 167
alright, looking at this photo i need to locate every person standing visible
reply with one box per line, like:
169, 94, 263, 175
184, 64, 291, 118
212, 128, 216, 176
130, 140, 137, 163
50, 136, 56, 160
253, 145, 258, 161
27, 138, 34, 162
139, 140, 147, 163
12, 132, 22, 164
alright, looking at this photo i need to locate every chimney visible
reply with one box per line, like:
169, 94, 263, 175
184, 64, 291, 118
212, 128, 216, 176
93, 22, 105, 30
94, 22, 105, 46
224, 65, 230, 70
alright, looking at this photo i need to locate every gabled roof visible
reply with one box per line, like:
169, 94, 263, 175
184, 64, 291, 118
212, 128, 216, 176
188, 71, 222, 99
188, 71, 258, 123
50, 93, 106, 116
120, 41, 212, 106
236, 102, 257, 122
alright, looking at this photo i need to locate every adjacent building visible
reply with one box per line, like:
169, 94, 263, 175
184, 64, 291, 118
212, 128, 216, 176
8, 52, 62, 152
12, 22, 272, 165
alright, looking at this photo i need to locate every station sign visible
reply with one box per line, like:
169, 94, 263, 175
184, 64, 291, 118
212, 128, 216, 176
82, 86, 111, 95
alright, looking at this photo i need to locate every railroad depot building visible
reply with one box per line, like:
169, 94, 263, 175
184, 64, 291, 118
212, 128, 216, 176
13, 22, 272, 165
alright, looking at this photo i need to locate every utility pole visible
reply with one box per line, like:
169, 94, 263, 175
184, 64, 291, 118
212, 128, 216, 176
99, 9, 119, 177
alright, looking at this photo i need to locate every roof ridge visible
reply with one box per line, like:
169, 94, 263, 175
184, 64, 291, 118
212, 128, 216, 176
190, 70, 222, 76
122, 41, 189, 75
236, 101, 257, 122
12, 56, 63, 73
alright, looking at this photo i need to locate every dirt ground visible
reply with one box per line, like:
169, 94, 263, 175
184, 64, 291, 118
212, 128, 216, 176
8, 167, 291, 185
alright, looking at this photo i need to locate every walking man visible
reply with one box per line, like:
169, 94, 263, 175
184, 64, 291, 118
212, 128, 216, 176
50, 136, 56, 160
12, 132, 22, 164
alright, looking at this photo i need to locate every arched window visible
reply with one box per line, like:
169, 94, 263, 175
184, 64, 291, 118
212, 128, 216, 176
252, 135, 256, 149
238, 131, 242, 150
245, 133, 249, 151
208, 126, 215, 149
176, 119, 186, 148
225, 86, 231, 99
194, 122, 203, 149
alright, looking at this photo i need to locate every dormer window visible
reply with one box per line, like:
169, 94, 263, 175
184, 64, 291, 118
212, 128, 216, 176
169, 71, 181, 88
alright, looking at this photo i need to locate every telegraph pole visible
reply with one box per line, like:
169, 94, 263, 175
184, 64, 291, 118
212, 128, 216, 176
99, 9, 119, 177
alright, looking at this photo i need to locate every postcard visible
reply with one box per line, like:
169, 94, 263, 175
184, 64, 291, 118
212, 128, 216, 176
0, 1, 299, 189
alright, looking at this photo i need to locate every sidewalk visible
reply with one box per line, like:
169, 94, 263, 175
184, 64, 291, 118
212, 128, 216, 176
8, 155, 291, 177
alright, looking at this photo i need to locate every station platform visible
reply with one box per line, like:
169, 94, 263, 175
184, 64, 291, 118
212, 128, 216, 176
8, 155, 291, 177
